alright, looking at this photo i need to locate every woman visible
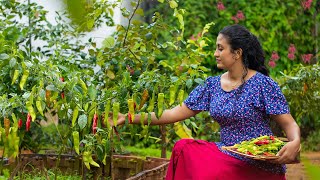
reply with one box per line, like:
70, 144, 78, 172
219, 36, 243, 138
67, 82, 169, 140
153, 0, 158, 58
110, 25, 301, 180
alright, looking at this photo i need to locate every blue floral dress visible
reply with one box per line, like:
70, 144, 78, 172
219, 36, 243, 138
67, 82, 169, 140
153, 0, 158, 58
184, 72, 289, 174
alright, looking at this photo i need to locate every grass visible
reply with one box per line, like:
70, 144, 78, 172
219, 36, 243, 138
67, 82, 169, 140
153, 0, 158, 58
301, 157, 320, 180
123, 146, 171, 159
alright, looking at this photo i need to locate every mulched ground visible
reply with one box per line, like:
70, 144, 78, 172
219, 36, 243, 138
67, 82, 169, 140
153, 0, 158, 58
285, 152, 320, 180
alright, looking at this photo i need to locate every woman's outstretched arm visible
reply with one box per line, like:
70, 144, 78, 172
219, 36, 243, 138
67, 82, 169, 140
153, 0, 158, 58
111, 103, 200, 126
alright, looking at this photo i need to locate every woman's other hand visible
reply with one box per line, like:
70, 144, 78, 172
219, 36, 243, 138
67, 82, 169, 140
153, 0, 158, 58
269, 139, 300, 164
105, 112, 126, 127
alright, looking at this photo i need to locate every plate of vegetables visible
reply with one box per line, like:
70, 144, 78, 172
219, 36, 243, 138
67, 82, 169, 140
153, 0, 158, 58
222, 135, 287, 160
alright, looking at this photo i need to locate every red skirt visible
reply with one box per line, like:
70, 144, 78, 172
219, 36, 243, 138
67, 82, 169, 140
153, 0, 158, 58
165, 139, 286, 180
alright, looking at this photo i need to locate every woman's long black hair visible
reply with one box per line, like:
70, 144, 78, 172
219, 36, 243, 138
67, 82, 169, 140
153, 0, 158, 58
219, 25, 269, 104
219, 24, 269, 83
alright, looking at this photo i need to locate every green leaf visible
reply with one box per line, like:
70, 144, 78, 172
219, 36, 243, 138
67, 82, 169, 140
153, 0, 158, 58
87, 19, 94, 30
78, 114, 87, 130
88, 85, 97, 101
0, 54, 9, 60
9, 58, 17, 67
158, 0, 164, 3
136, 8, 144, 16
194, 78, 204, 85
102, 36, 115, 48
46, 85, 56, 91
169, 1, 178, 9
186, 79, 193, 88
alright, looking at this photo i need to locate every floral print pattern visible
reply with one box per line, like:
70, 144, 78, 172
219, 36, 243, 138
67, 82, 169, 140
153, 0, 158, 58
184, 72, 289, 174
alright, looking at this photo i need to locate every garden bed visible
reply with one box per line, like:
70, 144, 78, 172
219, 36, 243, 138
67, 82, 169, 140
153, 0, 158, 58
4, 153, 169, 179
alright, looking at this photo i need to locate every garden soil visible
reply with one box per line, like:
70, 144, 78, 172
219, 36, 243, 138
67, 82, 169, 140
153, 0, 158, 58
286, 152, 320, 180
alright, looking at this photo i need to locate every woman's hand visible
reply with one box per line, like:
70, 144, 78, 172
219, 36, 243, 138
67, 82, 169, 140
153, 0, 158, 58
269, 114, 301, 164
269, 140, 300, 164
107, 112, 126, 127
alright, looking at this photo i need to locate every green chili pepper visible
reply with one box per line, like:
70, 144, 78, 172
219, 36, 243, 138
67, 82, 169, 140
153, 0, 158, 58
11, 70, 19, 85
26, 101, 36, 121
169, 85, 176, 106
178, 90, 184, 106
78, 79, 88, 94
19, 70, 29, 90
104, 100, 111, 129
128, 99, 135, 123
157, 93, 165, 118
72, 131, 80, 155
147, 91, 155, 112
112, 102, 120, 127
36, 100, 44, 116
72, 106, 79, 127
83, 151, 100, 169
83, 151, 91, 170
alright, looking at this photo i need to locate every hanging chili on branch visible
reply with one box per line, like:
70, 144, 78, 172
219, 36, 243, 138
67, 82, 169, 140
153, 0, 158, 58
128, 99, 135, 123
26, 113, 31, 132
4, 117, 10, 137
72, 106, 79, 127
60, 77, 65, 99
178, 89, 185, 106
157, 93, 164, 118
92, 112, 98, 134
19, 69, 29, 90
103, 100, 111, 128
169, 85, 176, 106
11, 69, 19, 85
26, 101, 36, 121
139, 89, 149, 110
18, 119, 23, 129
112, 102, 120, 127
72, 131, 80, 155
147, 91, 155, 112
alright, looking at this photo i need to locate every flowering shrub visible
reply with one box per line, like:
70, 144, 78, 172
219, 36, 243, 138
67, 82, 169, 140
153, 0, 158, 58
156, 0, 319, 76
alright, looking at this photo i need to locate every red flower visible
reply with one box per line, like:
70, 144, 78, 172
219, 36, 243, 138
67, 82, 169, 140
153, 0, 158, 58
197, 32, 202, 38
231, 16, 239, 24
190, 35, 196, 41
302, 0, 313, 10
301, 54, 313, 63
59, 77, 64, 82
268, 60, 276, 68
288, 44, 296, 54
287, 53, 295, 60
271, 51, 280, 61
217, 1, 225, 11
236, 11, 245, 20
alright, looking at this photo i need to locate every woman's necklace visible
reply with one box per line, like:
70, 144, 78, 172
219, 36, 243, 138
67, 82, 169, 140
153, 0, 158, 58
228, 74, 242, 90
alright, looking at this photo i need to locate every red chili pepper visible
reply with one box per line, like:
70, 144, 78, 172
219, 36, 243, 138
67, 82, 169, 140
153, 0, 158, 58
263, 152, 273, 156
246, 151, 253, 155
254, 139, 270, 145
26, 113, 31, 132
92, 113, 98, 134
128, 112, 133, 124
61, 91, 65, 99
270, 136, 275, 140
60, 77, 65, 99
18, 119, 23, 129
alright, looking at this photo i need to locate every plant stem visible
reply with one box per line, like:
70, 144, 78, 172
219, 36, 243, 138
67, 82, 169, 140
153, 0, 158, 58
122, 0, 142, 47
